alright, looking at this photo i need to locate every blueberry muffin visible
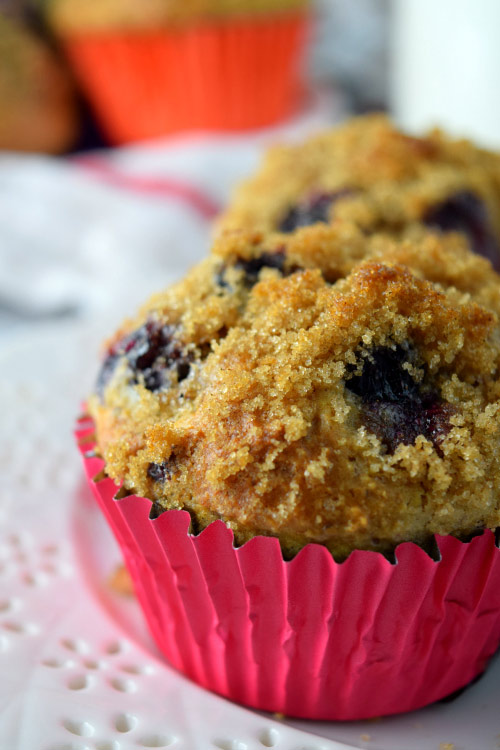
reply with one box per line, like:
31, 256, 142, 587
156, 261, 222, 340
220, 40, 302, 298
0, 12, 78, 153
212, 223, 500, 315
46, 0, 308, 31
217, 115, 500, 271
89, 233, 500, 560
44, 0, 309, 142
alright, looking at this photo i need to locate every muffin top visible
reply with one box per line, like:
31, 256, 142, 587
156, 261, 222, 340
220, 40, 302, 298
0, 12, 78, 153
46, 0, 308, 33
89, 231, 500, 560
217, 115, 500, 272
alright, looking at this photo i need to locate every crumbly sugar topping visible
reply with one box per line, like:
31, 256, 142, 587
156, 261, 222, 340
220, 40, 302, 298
90, 228, 500, 560
217, 115, 500, 272
47, 0, 308, 33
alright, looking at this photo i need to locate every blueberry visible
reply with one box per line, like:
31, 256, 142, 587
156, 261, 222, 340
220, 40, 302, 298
346, 344, 454, 454
214, 263, 231, 291
95, 352, 120, 399
346, 344, 420, 403
147, 459, 175, 483
235, 250, 286, 285
360, 397, 454, 455
279, 189, 354, 233
215, 251, 288, 290
424, 190, 500, 271
95, 321, 193, 398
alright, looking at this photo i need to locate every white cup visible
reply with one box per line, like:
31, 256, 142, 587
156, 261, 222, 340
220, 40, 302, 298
390, 0, 500, 148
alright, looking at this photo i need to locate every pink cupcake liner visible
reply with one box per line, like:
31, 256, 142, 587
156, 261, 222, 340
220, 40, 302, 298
76, 416, 500, 720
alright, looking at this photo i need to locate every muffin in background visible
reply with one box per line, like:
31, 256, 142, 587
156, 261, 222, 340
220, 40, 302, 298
0, 12, 78, 153
45, 0, 310, 144
217, 114, 500, 272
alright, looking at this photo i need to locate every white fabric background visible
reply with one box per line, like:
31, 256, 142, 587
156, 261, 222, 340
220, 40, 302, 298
0, 90, 343, 346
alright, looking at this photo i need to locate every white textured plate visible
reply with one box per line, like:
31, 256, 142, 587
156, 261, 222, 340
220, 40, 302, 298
0, 323, 499, 750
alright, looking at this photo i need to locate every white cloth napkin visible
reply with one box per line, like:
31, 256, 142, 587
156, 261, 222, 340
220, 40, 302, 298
0, 90, 343, 339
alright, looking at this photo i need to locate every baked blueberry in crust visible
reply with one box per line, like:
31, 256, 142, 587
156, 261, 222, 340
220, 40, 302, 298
424, 191, 500, 271
279, 190, 354, 233
96, 321, 193, 397
218, 116, 500, 277
147, 458, 176, 483
235, 250, 286, 285
216, 250, 299, 290
346, 344, 454, 454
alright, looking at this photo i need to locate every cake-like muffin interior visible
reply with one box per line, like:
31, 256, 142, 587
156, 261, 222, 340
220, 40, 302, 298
89, 233, 500, 560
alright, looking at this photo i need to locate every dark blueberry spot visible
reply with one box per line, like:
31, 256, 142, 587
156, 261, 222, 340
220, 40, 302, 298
217, 253, 290, 289
235, 250, 286, 285
142, 369, 164, 392
176, 360, 191, 382
147, 459, 175, 483
346, 344, 454, 454
95, 353, 120, 400
347, 343, 420, 403
279, 189, 354, 233
215, 263, 231, 291
149, 501, 164, 519
424, 190, 500, 271
361, 397, 454, 455
123, 322, 194, 392
95, 321, 194, 398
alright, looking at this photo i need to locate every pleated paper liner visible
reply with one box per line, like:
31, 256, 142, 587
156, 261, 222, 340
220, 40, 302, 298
60, 11, 309, 145
76, 416, 500, 721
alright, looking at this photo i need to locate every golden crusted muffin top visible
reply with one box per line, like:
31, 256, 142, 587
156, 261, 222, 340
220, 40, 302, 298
212, 224, 500, 315
89, 235, 500, 560
46, 0, 308, 33
217, 115, 500, 273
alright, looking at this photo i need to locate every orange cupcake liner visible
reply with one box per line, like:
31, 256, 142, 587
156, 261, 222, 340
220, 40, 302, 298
61, 12, 310, 144
77, 416, 500, 720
